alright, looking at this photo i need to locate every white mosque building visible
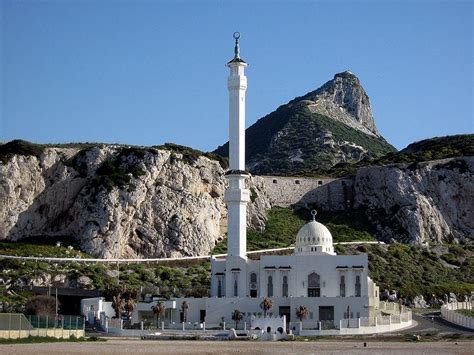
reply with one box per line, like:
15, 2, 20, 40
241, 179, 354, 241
82, 34, 412, 336
205, 32, 380, 329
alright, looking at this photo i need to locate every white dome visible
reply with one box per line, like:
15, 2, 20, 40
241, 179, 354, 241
295, 218, 335, 255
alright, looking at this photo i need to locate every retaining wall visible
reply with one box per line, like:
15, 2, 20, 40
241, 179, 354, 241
260, 176, 354, 210
0, 329, 85, 339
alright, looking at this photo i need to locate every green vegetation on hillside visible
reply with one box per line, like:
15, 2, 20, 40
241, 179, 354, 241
154, 143, 228, 169
0, 140, 103, 164
313, 111, 395, 157
89, 147, 150, 192
340, 243, 474, 299
0, 241, 90, 258
1, 140, 227, 171
293, 134, 474, 178
214, 102, 395, 176
0, 258, 211, 311
213, 207, 376, 254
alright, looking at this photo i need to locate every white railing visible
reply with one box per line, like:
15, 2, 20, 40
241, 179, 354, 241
379, 301, 399, 313
441, 301, 473, 330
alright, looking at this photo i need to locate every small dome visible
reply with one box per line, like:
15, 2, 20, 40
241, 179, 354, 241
294, 211, 335, 255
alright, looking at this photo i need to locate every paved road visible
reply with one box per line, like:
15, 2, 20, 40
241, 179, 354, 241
400, 312, 473, 335
1, 339, 473, 355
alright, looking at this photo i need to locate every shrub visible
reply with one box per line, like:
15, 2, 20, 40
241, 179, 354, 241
25, 295, 58, 316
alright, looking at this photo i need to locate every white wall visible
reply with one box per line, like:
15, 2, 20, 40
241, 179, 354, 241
441, 301, 474, 330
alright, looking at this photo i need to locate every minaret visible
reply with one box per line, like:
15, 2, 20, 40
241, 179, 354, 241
225, 32, 250, 260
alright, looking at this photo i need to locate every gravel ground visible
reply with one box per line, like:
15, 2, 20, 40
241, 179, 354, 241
1, 339, 473, 355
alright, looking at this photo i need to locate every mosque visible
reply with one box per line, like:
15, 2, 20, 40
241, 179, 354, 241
206, 32, 379, 328
82, 34, 412, 336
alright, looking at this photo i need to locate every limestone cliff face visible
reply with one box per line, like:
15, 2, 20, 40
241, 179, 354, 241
354, 157, 474, 244
300, 71, 379, 136
0, 146, 270, 258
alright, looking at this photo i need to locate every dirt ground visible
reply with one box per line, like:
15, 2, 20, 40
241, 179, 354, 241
1, 339, 473, 355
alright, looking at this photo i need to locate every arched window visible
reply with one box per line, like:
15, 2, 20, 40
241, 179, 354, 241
267, 275, 273, 297
233, 274, 238, 297
282, 275, 288, 297
308, 272, 320, 297
340, 275, 345, 297
251, 273, 257, 283
249, 272, 257, 298
355, 275, 361, 297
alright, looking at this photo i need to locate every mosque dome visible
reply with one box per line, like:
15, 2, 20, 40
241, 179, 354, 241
294, 211, 335, 255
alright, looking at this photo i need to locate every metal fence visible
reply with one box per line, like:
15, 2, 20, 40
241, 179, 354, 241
0, 313, 85, 339
26, 314, 84, 330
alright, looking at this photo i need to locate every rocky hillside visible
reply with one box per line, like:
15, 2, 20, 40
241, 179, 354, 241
354, 157, 474, 244
214, 71, 395, 175
0, 140, 270, 258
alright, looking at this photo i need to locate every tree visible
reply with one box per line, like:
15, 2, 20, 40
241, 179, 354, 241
124, 297, 136, 320
295, 305, 309, 322
181, 300, 189, 323
259, 297, 273, 317
231, 309, 243, 329
151, 301, 166, 327
109, 287, 137, 319
111, 293, 125, 319
25, 295, 57, 317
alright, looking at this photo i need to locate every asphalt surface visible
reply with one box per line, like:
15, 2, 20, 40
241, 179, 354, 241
400, 312, 473, 335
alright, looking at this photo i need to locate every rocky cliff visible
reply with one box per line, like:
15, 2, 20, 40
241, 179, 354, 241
214, 71, 395, 175
354, 157, 474, 244
296, 71, 379, 136
0, 141, 270, 258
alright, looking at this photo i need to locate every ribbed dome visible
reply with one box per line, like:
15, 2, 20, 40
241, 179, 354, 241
295, 216, 335, 255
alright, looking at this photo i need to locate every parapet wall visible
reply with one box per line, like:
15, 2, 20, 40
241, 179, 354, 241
259, 176, 354, 211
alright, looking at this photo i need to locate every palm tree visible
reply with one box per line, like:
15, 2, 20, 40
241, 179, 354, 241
181, 300, 189, 323
111, 293, 125, 319
231, 309, 243, 329
151, 301, 166, 328
295, 305, 309, 322
124, 297, 136, 321
259, 297, 273, 317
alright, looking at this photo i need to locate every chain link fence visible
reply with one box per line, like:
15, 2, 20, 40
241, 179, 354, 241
0, 313, 85, 339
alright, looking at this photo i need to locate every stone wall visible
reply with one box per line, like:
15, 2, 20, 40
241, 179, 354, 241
259, 175, 354, 211
259, 176, 334, 207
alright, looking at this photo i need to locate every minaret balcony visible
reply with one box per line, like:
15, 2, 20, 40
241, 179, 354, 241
224, 189, 250, 203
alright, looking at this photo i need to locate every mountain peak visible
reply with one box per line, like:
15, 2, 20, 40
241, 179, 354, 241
214, 72, 395, 175
334, 70, 357, 79
296, 71, 378, 136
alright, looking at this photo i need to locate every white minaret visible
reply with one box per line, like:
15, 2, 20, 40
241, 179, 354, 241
225, 32, 250, 260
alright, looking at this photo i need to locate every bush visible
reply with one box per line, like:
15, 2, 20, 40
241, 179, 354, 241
25, 295, 58, 316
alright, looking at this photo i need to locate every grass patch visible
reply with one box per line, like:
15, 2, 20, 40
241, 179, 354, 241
0, 241, 91, 258
0, 335, 104, 344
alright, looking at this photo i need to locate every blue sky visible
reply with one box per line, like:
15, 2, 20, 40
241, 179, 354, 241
1, 0, 473, 152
